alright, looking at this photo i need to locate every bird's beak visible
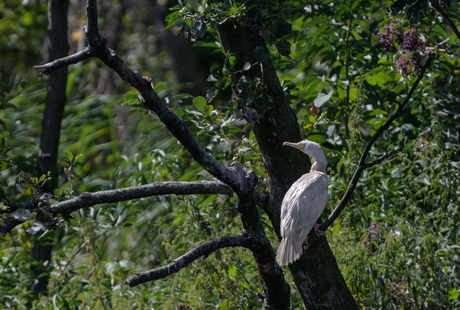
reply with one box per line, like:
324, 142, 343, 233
283, 141, 304, 151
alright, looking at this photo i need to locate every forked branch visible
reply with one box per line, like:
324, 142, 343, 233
34, 0, 250, 194
311, 53, 436, 239
33, 1, 289, 305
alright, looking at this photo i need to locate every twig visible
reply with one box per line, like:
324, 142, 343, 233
124, 233, 247, 287
363, 150, 399, 169
33, 47, 93, 75
317, 52, 435, 232
0, 187, 15, 209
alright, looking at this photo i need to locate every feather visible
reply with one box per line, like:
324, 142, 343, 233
277, 140, 328, 266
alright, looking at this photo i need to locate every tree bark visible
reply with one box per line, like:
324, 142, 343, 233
216, 20, 358, 309
38, 0, 69, 189
32, 0, 69, 295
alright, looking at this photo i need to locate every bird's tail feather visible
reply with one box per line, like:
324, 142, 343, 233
276, 233, 302, 266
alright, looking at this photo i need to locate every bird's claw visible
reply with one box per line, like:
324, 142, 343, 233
314, 223, 326, 236
302, 242, 310, 251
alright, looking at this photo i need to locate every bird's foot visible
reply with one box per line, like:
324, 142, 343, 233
302, 225, 327, 250
302, 238, 310, 251
314, 223, 326, 236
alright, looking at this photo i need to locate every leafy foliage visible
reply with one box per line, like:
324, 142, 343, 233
1, 0, 460, 309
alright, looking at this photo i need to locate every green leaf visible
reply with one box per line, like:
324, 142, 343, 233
242, 62, 251, 71
449, 288, 459, 300
314, 88, 334, 108
368, 109, 388, 116
154, 82, 169, 93
65, 151, 73, 162
164, 11, 179, 30
308, 135, 326, 144
204, 104, 214, 117
193, 96, 207, 111
72, 154, 82, 165
219, 101, 232, 109
39, 174, 46, 182
0, 131, 9, 139
228, 56, 236, 68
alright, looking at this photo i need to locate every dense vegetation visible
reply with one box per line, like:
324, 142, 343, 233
0, 0, 459, 309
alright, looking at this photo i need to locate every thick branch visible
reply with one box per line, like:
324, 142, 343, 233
48, 181, 233, 214
124, 233, 247, 287
33, 4, 249, 196
32, 3, 287, 308
86, 0, 99, 35
317, 53, 435, 233
0, 218, 23, 235
1, 181, 233, 234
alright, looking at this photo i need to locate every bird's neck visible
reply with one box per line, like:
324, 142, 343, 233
309, 152, 327, 173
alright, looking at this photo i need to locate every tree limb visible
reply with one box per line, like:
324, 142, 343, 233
33, 2, 289, 307
124, 233, 248, 287
34, 0, 249, 195
0, 218, 23, 235
33, 47, 93, 75
1, 181, 233, 234
316, 52, 436, 233
430, 0, 460, 41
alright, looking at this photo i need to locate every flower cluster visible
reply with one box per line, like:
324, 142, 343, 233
361, 222, 389, 251
402, 28, 424, 51
380, 23, 426, 76
381, 24, 397, 52
387, 277, 414, 309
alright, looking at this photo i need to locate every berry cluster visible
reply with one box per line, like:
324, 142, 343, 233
380, 23, 426, 76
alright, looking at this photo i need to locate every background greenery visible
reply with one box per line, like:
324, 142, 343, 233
0, 0, 459, 309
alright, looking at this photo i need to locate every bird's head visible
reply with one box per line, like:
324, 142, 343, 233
283, 140, 327, 172
283, 140, 321, 154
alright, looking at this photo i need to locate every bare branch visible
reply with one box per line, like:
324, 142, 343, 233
33, 47, 93, 75
431, 0, 460, 41
0, 187, 15, 209
124, 233, 247, 287
48, 181, 233, 214
1, 181, 233, 234
363, 150, 399, 169
318, 53, 436, 232
86, 0, 99, 35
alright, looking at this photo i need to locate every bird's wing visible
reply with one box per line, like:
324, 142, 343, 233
280, 171, 328, 238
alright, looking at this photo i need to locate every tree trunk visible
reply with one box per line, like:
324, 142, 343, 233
32, 0, 69, 295
216, 20, 358, 309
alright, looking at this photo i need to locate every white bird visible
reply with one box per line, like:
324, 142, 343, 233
276, 140, 328, 266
